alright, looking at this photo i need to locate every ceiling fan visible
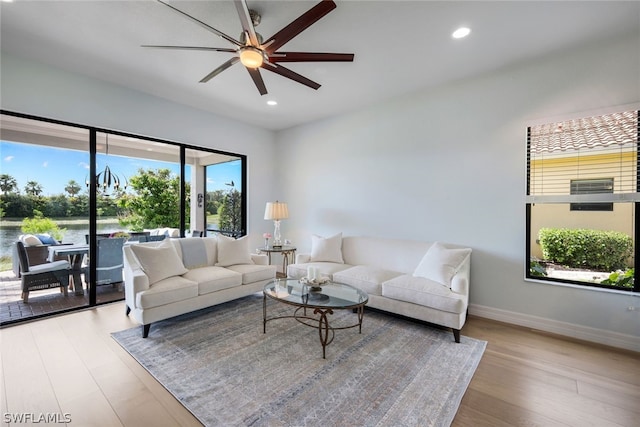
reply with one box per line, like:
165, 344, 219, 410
142, 0, 354, 95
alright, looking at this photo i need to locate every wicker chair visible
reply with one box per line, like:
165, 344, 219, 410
15, 241, 70, 303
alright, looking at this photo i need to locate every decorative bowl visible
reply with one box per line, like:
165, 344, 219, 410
299, 276, 330, 286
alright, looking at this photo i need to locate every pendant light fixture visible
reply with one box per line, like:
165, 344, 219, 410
87, 134, 127, 196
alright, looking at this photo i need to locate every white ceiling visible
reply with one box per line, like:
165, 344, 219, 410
1, 1, 639, 131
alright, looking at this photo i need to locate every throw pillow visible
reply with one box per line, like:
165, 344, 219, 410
413, 242, 471, 287
179, 238, 208, 269
21, 234, 43, 247
130, 239, 188, 285
310, 233, 344, 263
36, 234, 58, 245
216, 235, 253, 267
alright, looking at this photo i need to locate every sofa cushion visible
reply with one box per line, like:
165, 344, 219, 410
130, 239, 188, 285
310, 233, 344, 263
382, 275, 465, 314
216, 235, 253, 267
182, 266, 242, 295
413, 242, 471, 287
136, 275, 198, 309
333, 266, 403, 296
226, 264, 276, 284
288, 262, 353, 280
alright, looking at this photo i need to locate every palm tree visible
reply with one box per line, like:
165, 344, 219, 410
0, 174, 18, 194
24, 180, 43, 196
65, 180, 82, 197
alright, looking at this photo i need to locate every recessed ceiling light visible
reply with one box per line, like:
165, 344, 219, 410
267, 100, 278, 106
452, 27, 471, 39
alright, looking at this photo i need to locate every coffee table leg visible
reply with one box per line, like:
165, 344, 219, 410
357, 305, 364, 333
263, 293, 267, 333
314, 307, 334, 359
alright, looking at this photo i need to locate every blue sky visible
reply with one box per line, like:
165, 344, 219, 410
1, 141, 241, 196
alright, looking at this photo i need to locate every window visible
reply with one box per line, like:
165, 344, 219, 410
570, 178, 613, 211
526, 109, 639, 292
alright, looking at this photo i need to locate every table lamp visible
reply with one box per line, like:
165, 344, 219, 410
264, 201, 288, 247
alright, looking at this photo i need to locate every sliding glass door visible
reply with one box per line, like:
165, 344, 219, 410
0, 114, 92, 320
0, 111, 246, 325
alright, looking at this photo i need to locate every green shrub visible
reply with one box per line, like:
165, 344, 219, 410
529, 258, 547, 277
21, 210, 66, 241
600, 268, 634, 289
538, 228, 632, 271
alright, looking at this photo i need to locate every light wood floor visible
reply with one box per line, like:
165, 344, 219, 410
1, 302, 638, 427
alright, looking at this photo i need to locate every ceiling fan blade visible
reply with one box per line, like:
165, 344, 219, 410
269, 52, 354, 63
141, 45, 237, 53
234, 0, 260, 47
200, 57, 240, 83
246, 67, 268, 95
263, 0, 336, 54
261, 62, 321, 90
156, 0, 242, 48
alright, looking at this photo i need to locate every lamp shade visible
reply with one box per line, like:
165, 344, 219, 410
264, 201, 289, 220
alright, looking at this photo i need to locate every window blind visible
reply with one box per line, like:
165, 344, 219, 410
527, 110, 639, 203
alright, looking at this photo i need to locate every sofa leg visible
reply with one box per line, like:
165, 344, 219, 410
142, 324, 150, 338
453, 328, 461, 343
125, 305, 131, 316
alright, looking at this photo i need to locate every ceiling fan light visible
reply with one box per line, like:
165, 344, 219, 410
240, 47, 264, 68
452, 27, 471, 39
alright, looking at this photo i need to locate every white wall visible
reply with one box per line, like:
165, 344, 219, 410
0, 53, 277, 249
276, 32, 640, 348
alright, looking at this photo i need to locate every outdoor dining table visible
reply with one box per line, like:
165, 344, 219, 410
48, 244, 89, 296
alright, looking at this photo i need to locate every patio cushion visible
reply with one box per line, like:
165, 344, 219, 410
35, 234, 58, 245
20, 234, 43, 247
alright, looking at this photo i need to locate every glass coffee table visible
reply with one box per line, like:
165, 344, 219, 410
263, 278, 369, 358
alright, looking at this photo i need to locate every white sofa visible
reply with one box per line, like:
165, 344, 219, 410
287, 234, 472, 342
123, 236, 276, 337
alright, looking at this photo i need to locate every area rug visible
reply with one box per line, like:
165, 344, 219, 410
112, 294, 486, 427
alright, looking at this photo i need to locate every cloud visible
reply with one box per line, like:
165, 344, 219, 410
79, 162, 90, 170
42, 161, 48, 168
4, 155, 14, 162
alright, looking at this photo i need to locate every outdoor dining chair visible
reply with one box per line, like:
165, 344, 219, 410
15, 241, 70, 303
85, 237, 126, 287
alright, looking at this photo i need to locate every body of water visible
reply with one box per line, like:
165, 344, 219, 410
1, 222, 217, 258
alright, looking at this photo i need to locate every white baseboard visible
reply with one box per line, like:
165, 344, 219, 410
468, 304, 640, 352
